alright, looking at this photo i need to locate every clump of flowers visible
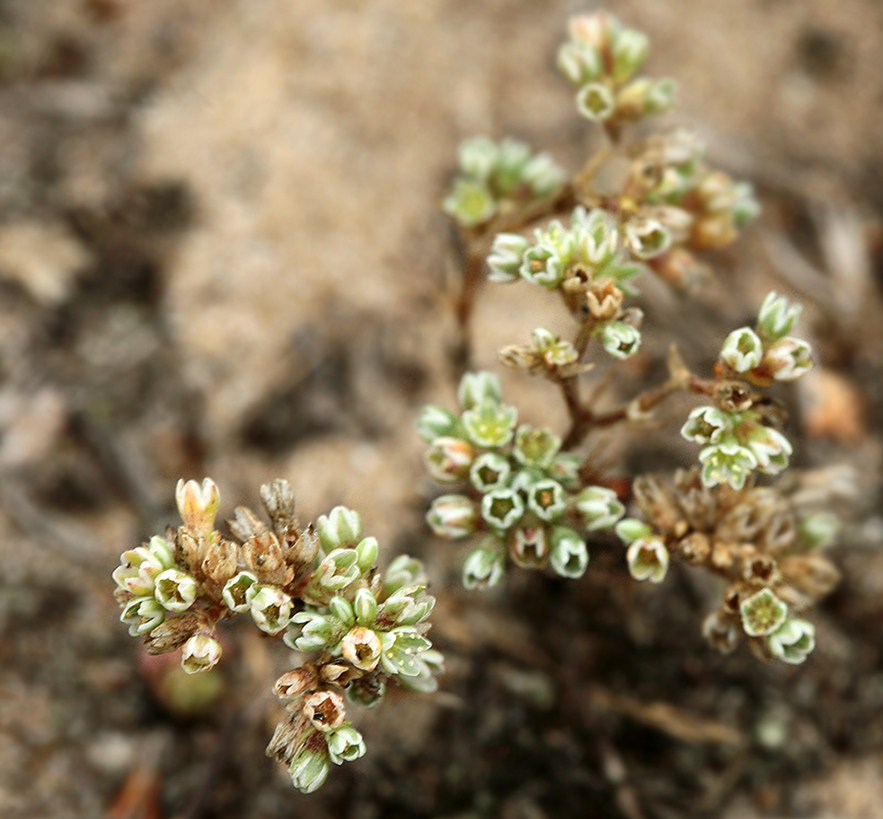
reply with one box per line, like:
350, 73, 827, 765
443, 136, 566, 229
421, 371, 624, 586
113, 478, 442, 793
438, 9, 840, 670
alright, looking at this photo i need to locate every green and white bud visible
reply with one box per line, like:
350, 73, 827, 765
457, 136, 497, 181
492, 138, 533, 195
522, 152, 566, 197
121, 596, 165, 636
462, 400, 518, 448
548, 452, 582, 489
383, 554, 427, 595
643, 77, 677, 115
513, 425, 561, 469
732, 181, 761, 227
575, 485, 626, 531
154, 569, 198, 613
316, 506, 363, 552
757, 291, 802, 342
458, 371, 503, 410
251, 586, 293, 634
626, 536, 669, 583
681, 406, 732, 445
720, 327, 764, 373
487, 233, 530, 283
443, 178, 496, 228
611, 27, 649, 82
699, 442, 758, 490
462, 538, 506, 590
625, 218, 671, 260
181, 632, 223, 674
762, 337, 813, 382
576, 82, 616, 122
557, 40, 602, 86
532, 327, 579, 367
799, 512, 840, 550
572, 206, 619, 265
289, 736, 331, 794
600, 321, 641, 360
744, 424, 792, 475
767, 618, 815, 664
355, 537, 379, 574
175, 478, 220, 534
549, 527, 590, 579
288, 610, 344, 652
308, 548, 362, 594
740, 588, 788, 637
341, 626, 383, 671
327, 724, 367, 765
353, 587, 378, 625
424, 437, 476, 483
526, 479, 567, 521
328, 595, 356, 628
481, 488, 525, 530
377, 585, 435, 626
416, 404, 458, 443
469, 452, 512, 493
519, 241, 566, 288
614, 517, 654, 544
147, 535, 176, 569
222, 571, 259, 613
427, 494, 479, 539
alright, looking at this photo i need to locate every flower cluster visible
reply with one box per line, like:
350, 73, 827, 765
421, 371, 625, 586
557, 12, 676, 126
443, 136, 566, 228
681, 292, 813, 490
488, 207, 645, 360
615, 468, 839, 664
113, 479, 442, 792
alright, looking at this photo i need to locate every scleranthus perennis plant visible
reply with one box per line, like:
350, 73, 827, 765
437, 10, 839, 667
113, 478, 442, 793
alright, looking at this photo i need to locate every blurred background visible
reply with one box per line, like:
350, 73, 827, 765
1, 1, 882, 816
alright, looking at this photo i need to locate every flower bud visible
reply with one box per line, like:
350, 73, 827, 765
762, 337, 813, 382
599, 321, 641, 360
426, 494, 479, 539
612, 28, 648, 82
767, 618, 815, 664
457, 136, 497, 181
309, 548, 361, 595
525, 479, 567, 522
462, 538, 506, 590
513, 425, 561, 468
289, 735, 331, 794
614, 517, 653, 544
353, 588, 378, 624
121, 596, 165, 636
328, 595, 355, 628
681, 406, 732, 445
355, 536, 379, 574
416, 404, 458, 443
549, 527, 589, 579
382, 554, 427, 595
575, 486, 625, 531
443, 178, 495, 227
288, 611, 342, 652
341, 626, 383, 671
481, 488, 525, 530
798, 512, 840, 550
757, 291, 801, 342
720, 327, 764, 373
222, 571, 259, 612
458, 371, 503, 410
147, 536, 176, 569
522, 152, 566, 197
576, 82, 616, 122
250, 586, 293, 634
739, 588, 788, 637
487, 232, 531, 283
557, 40, 602, 86
626, 536, 669, 583
744, 424, 792, 475
181, 632, 223, 674
327, 724, 367, 765
175, 478, 220, 533
154, 569, 198, 613
316, 506, 362, 552
424, 437, 476, 483
625, 218, 671, 260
